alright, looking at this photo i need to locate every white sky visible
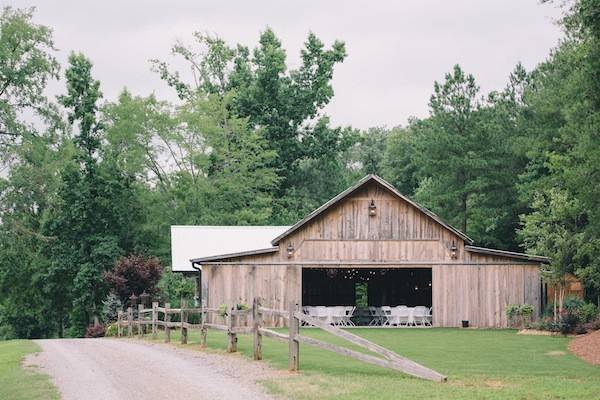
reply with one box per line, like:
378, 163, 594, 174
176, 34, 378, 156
10, 0, 564, 129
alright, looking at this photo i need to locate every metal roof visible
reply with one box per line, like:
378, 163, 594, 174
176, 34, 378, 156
271, 174, 474, 246
170, 225, 290, 272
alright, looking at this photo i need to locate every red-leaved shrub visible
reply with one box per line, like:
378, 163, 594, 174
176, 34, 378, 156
84, 324, 106, 338
104, 254, 163, 303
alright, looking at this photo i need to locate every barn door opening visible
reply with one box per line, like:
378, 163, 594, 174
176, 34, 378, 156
302, 268, 432, 311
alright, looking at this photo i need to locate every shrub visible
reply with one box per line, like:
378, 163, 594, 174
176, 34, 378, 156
218, 304, 228, 318
84, 324, 106, 338
579, 303, 598, 323
105, 254, 163, 304
505, 304, 535, 328
102, 293, 123, 323
104, 322, 119, 337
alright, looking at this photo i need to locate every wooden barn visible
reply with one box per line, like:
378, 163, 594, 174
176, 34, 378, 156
189, 175, 548, 328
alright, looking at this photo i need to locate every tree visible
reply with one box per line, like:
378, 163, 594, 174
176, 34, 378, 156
381, 125, 419, 196
519, 190, 582, 318
152, 29, 354, 221
105, 254, 163, 304
43, 53, 143, 336
0, 6, 60, 164
0, 7, 64, 338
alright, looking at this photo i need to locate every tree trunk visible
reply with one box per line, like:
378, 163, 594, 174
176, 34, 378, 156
553, 289, 558, 322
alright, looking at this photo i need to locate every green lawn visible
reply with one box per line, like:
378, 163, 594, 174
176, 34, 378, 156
0, 340, 59, 400
150, 328, 600, 400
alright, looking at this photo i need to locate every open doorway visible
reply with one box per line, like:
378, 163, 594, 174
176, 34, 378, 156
302, 268, 432, 307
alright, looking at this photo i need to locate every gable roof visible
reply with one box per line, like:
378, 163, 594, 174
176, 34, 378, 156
271, 174, 474, 245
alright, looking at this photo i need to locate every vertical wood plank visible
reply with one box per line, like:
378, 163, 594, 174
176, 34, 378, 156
151, 301, 158, 340
288, 302, 300, 371
138, 304, 144, 338
181, 299, 188, 345
164, 303, 171, 343
127, 307, 133, 337
253, 297, 262, 360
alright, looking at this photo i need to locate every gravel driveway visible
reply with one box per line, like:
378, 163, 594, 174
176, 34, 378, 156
27, 338, 279, 400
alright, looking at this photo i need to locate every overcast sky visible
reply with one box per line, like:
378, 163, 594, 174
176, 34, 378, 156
13, 0, 565, 129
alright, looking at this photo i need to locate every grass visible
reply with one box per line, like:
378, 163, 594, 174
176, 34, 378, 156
0, 340, 59, 400
147, 327, 600, 400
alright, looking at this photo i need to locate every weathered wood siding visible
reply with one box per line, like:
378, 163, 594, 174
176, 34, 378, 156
432, 264, 540, 328
200, 180, 542, 327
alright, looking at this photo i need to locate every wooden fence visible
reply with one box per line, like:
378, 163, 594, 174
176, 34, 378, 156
117, 298, 446, 382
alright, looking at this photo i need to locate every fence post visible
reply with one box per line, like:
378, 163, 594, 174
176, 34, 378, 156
253, 297, 262, 360
127, 307, 133, 337
138, 304, 144, 338
288, 302, 300, 371
227, 304, 237, 352
200, 299, 207, 348
151, 301, 158, 340
181, 299, 188, 345
117, 311, 123, 337
164, 302, 171, 343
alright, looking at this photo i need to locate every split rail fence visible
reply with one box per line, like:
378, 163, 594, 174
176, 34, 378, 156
117, 297, 446, 382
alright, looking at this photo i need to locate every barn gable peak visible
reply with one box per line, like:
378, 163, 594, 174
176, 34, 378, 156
271, 174, 474, 246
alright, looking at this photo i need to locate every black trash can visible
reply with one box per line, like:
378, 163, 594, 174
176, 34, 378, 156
461, 320, 469, 328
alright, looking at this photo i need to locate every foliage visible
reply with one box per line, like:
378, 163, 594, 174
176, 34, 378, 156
0, 6, 60, 165
104, 322, 119, 337
84, 324, 106, 338
101, 292, 122, 323
152, 29, 354, 222
156, 269, 195, 307
104, 254, 163, 304
505, 304, 535, 328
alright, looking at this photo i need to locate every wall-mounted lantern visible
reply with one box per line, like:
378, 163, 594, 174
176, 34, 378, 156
286, 243, 294, 258
368, 199, 377, 217
450, 240, 458, 259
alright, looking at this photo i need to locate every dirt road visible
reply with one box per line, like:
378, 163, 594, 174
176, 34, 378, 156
28, 338, 278, 400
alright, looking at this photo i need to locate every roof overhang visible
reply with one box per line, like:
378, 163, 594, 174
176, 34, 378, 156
465, 245, 550, 263
191, 247, 279, 264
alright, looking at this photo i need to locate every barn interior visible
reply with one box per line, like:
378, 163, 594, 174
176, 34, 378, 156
302, 268, 432, 309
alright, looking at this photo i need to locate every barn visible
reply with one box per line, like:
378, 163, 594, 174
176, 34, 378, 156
185, 175, 548, 328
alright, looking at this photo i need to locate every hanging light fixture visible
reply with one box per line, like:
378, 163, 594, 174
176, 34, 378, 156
286, 243, 294, 258
368, 199, 377, 216
450, 240, 458, 259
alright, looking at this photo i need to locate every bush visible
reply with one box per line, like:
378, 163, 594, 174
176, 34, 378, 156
505, 304, 535, 328
84, 324, 106, 338
102, 293, 122, 323
579, 303, 598, 323
104, 322, 118, 337
105, 254, 163, 303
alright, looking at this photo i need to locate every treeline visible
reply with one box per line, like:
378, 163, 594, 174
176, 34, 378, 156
1, 1, 599, 338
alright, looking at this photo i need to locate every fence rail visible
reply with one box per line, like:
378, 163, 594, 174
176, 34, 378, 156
116, 297, 446, 382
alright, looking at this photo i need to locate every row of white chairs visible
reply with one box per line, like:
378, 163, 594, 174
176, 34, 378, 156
369, 306, 432, 327
302, 306, 356, 326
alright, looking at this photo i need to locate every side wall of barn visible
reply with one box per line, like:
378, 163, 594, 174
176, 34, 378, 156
432, 263, 541, 328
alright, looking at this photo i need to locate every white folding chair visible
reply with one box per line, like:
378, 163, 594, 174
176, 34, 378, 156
381, 306, 392, 326
395, 306, 410, 326
412, 306, 431, 327
343, 306, 356, 326
368, 306, 379, 326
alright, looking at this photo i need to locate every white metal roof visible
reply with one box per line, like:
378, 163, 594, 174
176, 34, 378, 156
171, 225, 290, 272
